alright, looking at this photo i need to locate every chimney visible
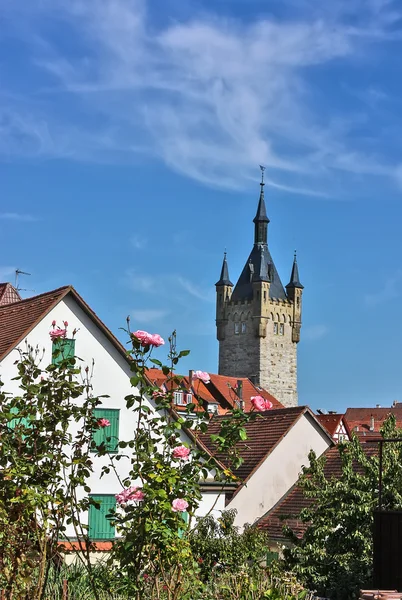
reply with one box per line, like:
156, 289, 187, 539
237, 380, 244, 411
370, 415, 375, 432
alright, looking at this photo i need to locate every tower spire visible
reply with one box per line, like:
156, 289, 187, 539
216, 251, 233, 286
253, 166, 269, 245
286, 251, 303, 290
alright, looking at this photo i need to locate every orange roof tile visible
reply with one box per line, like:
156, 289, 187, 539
207, 373, 282, 412
58, 540, 113, 552
317, 414, 344, 437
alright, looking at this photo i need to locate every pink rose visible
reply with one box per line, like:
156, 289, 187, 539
63, 320, 68, 327
251, 395, 273, 411
116, 485, 145, 505
193, 371, 210, 384
97, 418, 110, 428
51, 320, 56, 327
132, 330, 165, 347
149, 333, 165, 347
49, 329, 67, 340
172, 445, 191, 461
172, 498, 189, 513
152, 390, 165, 399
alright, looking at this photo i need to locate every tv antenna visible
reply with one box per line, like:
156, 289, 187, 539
15, 269, 33, 292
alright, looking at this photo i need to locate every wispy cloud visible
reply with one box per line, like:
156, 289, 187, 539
303, 324, 329, 341
125, 270, 213, 302
130, 234, 147, 250
0, 266, 17, 281
177, 276, 214, 302
131, 308, 168, 323
0, 212, 39, 222
1, 0, 402, 193
365, 272, 402, 306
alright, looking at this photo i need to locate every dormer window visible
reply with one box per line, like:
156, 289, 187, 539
173, 392, 191, 406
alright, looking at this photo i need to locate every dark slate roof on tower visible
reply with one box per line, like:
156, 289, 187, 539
286, 253, 303, 290
231, 245, 287, 301
215, 253, 233, 287
253, 185, 269, 224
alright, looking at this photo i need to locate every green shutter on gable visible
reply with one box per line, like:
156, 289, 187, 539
52, 338, 75, 366
92, 408, 120, 453
89, 495, 116, 540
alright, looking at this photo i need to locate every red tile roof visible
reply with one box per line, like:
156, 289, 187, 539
199, 406, 307, 482
58, 541, 113, 552
316, 414, 347, 438
344, 407, 402, 438
207, 373, 282, 412
257, 444, 377, 541
0, 283, 21, 306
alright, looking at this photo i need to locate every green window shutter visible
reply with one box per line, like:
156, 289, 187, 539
178, 511, 188, 539
92, 408, 120, 453
9, 406, 31, 431
89, 495, 116, 540
266, 550, 279, 565
52, 338, 75, 366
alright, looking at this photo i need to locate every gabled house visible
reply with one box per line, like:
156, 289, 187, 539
200, 406, 333, 528
257, 443, 377, 549
316, 413, 351, 443
0, 284, 229, 548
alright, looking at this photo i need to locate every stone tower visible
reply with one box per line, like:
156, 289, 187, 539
215, 171, 303, 407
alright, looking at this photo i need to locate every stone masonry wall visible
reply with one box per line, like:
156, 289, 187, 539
218, 298, 298, 408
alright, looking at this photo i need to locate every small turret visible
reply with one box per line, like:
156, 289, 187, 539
216, 252, 233, 287
215, 252, 233, 341
286, 252, 303, 343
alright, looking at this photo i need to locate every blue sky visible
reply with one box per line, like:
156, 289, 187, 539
2, 0, 402, 412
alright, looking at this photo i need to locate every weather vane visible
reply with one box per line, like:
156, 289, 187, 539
259, 165, 265, 184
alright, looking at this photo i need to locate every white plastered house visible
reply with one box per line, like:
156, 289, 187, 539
0, 283, 229, 551
201, 406, 334, 528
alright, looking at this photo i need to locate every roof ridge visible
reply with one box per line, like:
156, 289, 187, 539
0, 285, 72, 312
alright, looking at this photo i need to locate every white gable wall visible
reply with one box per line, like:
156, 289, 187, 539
0, 294, 224, 535
227, 413, 332, 528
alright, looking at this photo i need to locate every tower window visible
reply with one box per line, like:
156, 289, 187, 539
297, 296, 300, 307
241, 322, 246, 334
279, 324, 284, 336
263, 291, 267, 301
234, 323, 240, 335
273, 323, 278, 335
